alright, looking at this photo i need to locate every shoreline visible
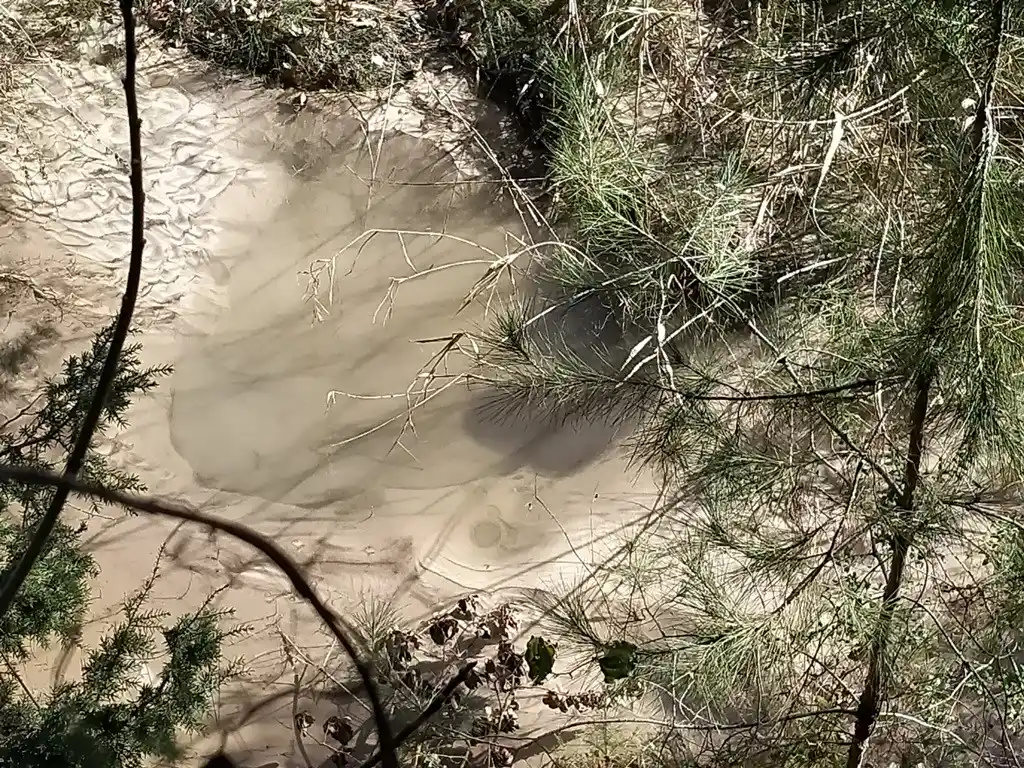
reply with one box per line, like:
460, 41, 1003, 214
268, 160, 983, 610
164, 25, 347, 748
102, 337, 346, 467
0, 22, 657, 764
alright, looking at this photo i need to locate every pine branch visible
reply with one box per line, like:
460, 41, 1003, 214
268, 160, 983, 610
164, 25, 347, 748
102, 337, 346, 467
846, 2, 1008, 765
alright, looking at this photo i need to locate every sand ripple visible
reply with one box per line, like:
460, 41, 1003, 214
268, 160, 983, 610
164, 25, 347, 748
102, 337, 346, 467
0, 58, 274, 320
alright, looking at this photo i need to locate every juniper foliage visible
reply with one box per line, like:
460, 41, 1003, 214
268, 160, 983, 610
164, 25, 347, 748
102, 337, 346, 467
0, 323, 231, 768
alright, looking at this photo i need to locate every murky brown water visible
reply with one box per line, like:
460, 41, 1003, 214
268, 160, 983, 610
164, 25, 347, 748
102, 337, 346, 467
1, 49, 658, 766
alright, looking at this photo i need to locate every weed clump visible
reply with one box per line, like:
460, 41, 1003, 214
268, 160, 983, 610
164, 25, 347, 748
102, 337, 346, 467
140, 0, 425, 90
1, 0, 117, 96
430, 0, 722, 316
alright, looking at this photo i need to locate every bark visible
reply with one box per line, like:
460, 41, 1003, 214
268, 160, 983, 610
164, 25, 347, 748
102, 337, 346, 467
845, 373, 932, 768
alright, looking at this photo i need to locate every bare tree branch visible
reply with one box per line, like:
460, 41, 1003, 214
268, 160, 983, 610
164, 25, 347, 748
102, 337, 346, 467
0, 462, 482, 768
0, 0, 146, 624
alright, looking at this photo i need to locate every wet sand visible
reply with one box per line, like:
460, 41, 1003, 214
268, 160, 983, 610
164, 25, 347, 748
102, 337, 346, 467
0, 42, 658, 766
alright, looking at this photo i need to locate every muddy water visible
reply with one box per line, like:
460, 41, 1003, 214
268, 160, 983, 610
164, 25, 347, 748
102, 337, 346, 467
1, 46, 658, 765
166, 114, 654, 591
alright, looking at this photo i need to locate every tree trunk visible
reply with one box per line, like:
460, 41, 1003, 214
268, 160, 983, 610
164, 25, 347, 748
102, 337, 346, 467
845, 373, 932, 768
846, 2, 1006, 761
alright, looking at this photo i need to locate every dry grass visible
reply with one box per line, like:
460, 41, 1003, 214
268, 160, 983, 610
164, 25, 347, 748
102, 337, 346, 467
0, 4, 38, 97
139, 0, 426, 91
0, 0, 428, 95
0, 0, 119, 100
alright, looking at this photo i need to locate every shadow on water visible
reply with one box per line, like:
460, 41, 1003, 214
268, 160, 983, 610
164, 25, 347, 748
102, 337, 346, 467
167, 109, 638, 514
461, 270, 640, 478
461, 391, 625, 478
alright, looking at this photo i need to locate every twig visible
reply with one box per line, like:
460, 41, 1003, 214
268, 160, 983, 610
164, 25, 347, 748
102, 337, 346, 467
0, 271, 62, 310
292, 662, 315, 768
1, 651, 39, 709
279, 629, 372, 714
354, 662, 479, 768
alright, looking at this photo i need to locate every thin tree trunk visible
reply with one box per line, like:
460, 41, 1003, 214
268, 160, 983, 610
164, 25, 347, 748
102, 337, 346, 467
846, 2, 1006, 762
0, 0, 147, 621
845, 372, 932, 768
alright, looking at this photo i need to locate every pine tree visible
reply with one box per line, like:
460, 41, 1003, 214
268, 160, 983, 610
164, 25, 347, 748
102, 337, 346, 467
0, 323, 232, 768
474, 0, 1024, 765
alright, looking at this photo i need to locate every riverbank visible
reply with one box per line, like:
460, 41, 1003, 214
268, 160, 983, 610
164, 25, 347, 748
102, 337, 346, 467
0, 4, 665, 764
5, 0, 713, 308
